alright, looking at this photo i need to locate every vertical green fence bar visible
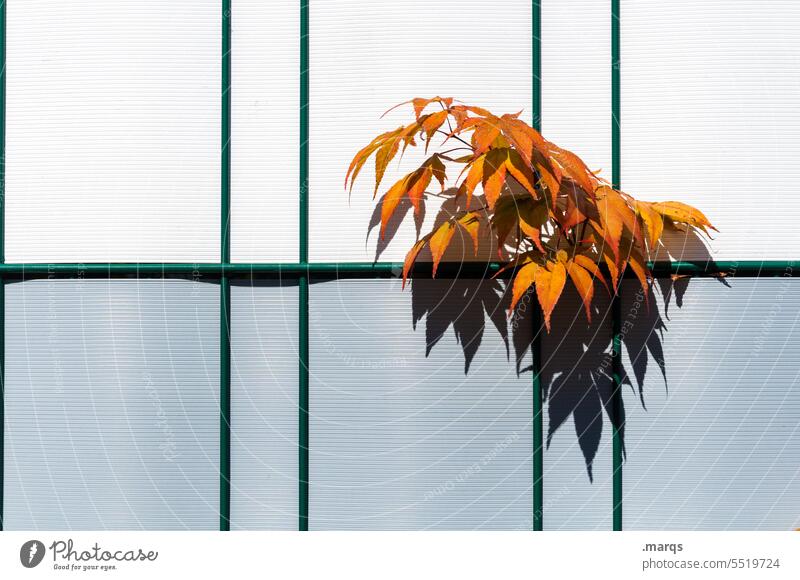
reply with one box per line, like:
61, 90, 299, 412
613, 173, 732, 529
532, 309, 543, 531
611, 0, 623, 531
532, 0, 541, 134
219, 275, 231, 530
298, 0, 310, 532
0, 0, 6, 532
219, 0, 232, 532
531, 0, 543, 532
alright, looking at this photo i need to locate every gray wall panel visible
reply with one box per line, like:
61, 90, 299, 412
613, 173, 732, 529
309, 279, 532, 530
621, 277, 800, 530
230, 282, 299, 529
3, 280, 220, 530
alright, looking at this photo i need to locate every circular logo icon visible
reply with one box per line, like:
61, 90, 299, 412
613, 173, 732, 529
20, 540, 46, 568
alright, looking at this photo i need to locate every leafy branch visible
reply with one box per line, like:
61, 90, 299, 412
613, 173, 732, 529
347, 97, 716, 330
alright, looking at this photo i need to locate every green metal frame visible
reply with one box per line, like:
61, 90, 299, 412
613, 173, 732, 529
531, 0, 544, 532
299, 0, 310, 532
611, 0, 623, 531
0, 261, 794, 279
0, 0, 798, 534
220, 0, 232, 532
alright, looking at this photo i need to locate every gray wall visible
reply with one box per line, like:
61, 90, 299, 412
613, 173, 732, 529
308, 279, 533, 530
230, 282, 299, 530
4, 280, 220, 530
621, 277, 800, 530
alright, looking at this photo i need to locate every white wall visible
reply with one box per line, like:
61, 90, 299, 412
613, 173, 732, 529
5, 1, 220, 263
621, 0, 800, 260
308, 0, 532, 263
231, 1, 299, 262
542, 0, 612, 178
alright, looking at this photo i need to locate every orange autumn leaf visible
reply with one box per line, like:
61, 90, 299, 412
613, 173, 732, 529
379, 155, 445, 237
429, 221, 457, 277
635, 200, 665, 248
457, 212, 482, 255
650, 201, 717, 233
481, 147, 509, 209
533, 260, 567, 331
566, 259, 596, 322
547, 141, 597, 196
509, 261, 539, 312
402, 238, 427, 289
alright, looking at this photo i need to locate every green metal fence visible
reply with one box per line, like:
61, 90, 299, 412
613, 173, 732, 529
0, 0, 797, 532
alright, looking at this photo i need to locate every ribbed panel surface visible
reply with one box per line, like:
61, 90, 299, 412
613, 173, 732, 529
621, 278, 800, 530
4, 1, 220, 262
308, 279, 532, 529
621, 1, 800, 260
542, 287, 614, 530
541, 0, 612, 174
3, 280, 220, 530
308, 0, 533, 263
230, 1, 299, 263
230, 283, 299, 529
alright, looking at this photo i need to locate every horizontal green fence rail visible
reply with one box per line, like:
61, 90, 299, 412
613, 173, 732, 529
0, 261, 793, 279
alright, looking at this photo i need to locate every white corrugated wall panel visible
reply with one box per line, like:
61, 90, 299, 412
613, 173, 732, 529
4, 1, 220, 263
621, 277, 800, 530
541, 0, 612, 176
230, 282, 299, 529
621, 1, 800, 260
3, 280, 220, 530
308, 279, 532, 530
230, 1, 299, 263
309, 0, 533, 263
